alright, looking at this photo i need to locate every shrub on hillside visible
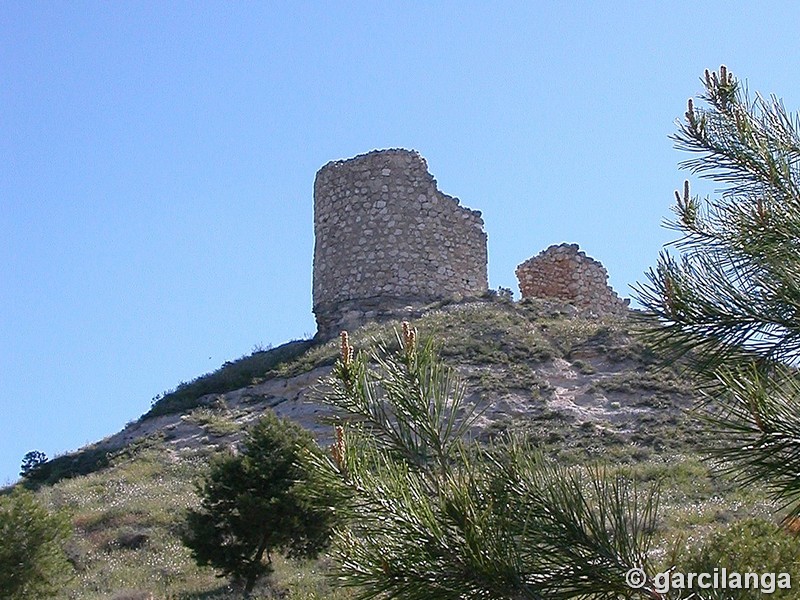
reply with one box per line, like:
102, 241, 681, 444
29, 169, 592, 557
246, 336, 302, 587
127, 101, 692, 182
0, 487, 72, 599
678, 519, 800, 599
19, 450, 47, 478
181, 411, 338, 598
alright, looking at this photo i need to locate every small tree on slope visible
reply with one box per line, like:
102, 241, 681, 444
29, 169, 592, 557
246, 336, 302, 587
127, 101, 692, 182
19, 450, 47, 478
0, 487, 72, 600
182, 412, 337, 597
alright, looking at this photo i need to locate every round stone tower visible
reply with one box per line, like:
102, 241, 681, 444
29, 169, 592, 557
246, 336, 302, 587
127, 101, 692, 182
313, 149, 488, 338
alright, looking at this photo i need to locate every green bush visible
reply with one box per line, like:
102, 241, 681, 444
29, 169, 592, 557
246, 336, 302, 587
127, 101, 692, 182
678, 518, 800, 599
181, 411, 338, 597
0, 487, 72, 599
310, 325, 663, 600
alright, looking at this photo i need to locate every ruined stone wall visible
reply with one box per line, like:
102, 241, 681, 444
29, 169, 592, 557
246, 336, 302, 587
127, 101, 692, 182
515, 244, 628, 314
313, 149, 488, 337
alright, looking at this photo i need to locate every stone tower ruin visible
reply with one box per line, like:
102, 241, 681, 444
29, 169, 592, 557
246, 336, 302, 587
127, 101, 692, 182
313, 149, 488, 338
515, 243, 628, 314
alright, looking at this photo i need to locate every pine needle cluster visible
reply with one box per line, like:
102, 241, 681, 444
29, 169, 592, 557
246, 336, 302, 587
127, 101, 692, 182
310, 325, 662, 600
635, 66, 800, 519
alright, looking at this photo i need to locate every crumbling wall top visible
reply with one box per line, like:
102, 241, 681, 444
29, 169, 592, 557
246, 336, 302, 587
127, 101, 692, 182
515, 243, 628, 315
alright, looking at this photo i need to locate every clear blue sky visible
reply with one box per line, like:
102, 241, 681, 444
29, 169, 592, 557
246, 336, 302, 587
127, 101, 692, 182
3, 1, 799, 485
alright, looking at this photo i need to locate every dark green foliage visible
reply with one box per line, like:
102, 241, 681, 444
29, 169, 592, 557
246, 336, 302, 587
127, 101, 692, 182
146, 340, 313, 419
22, 445, 111, 488
181, 411, 336, 597
636, 65, 800, 371
702, 366, 800, 517
19, 450, 47, 478
0, 488, 72, 599
679, 519, 800, 599
635, 66, 800, 519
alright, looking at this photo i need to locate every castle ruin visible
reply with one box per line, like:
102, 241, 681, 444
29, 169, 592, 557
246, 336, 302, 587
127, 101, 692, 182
312, 149, 488, 338
515, 244, 628, 314
311, 150, 629, 338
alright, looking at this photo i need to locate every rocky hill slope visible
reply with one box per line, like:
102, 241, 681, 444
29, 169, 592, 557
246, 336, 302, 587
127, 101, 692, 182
19, 297, 779, 600
28, 297, 699, 488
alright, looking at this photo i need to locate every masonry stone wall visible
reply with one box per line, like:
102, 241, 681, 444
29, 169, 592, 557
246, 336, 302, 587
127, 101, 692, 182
515, 244, 628, 314
313, 149, 488, 337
